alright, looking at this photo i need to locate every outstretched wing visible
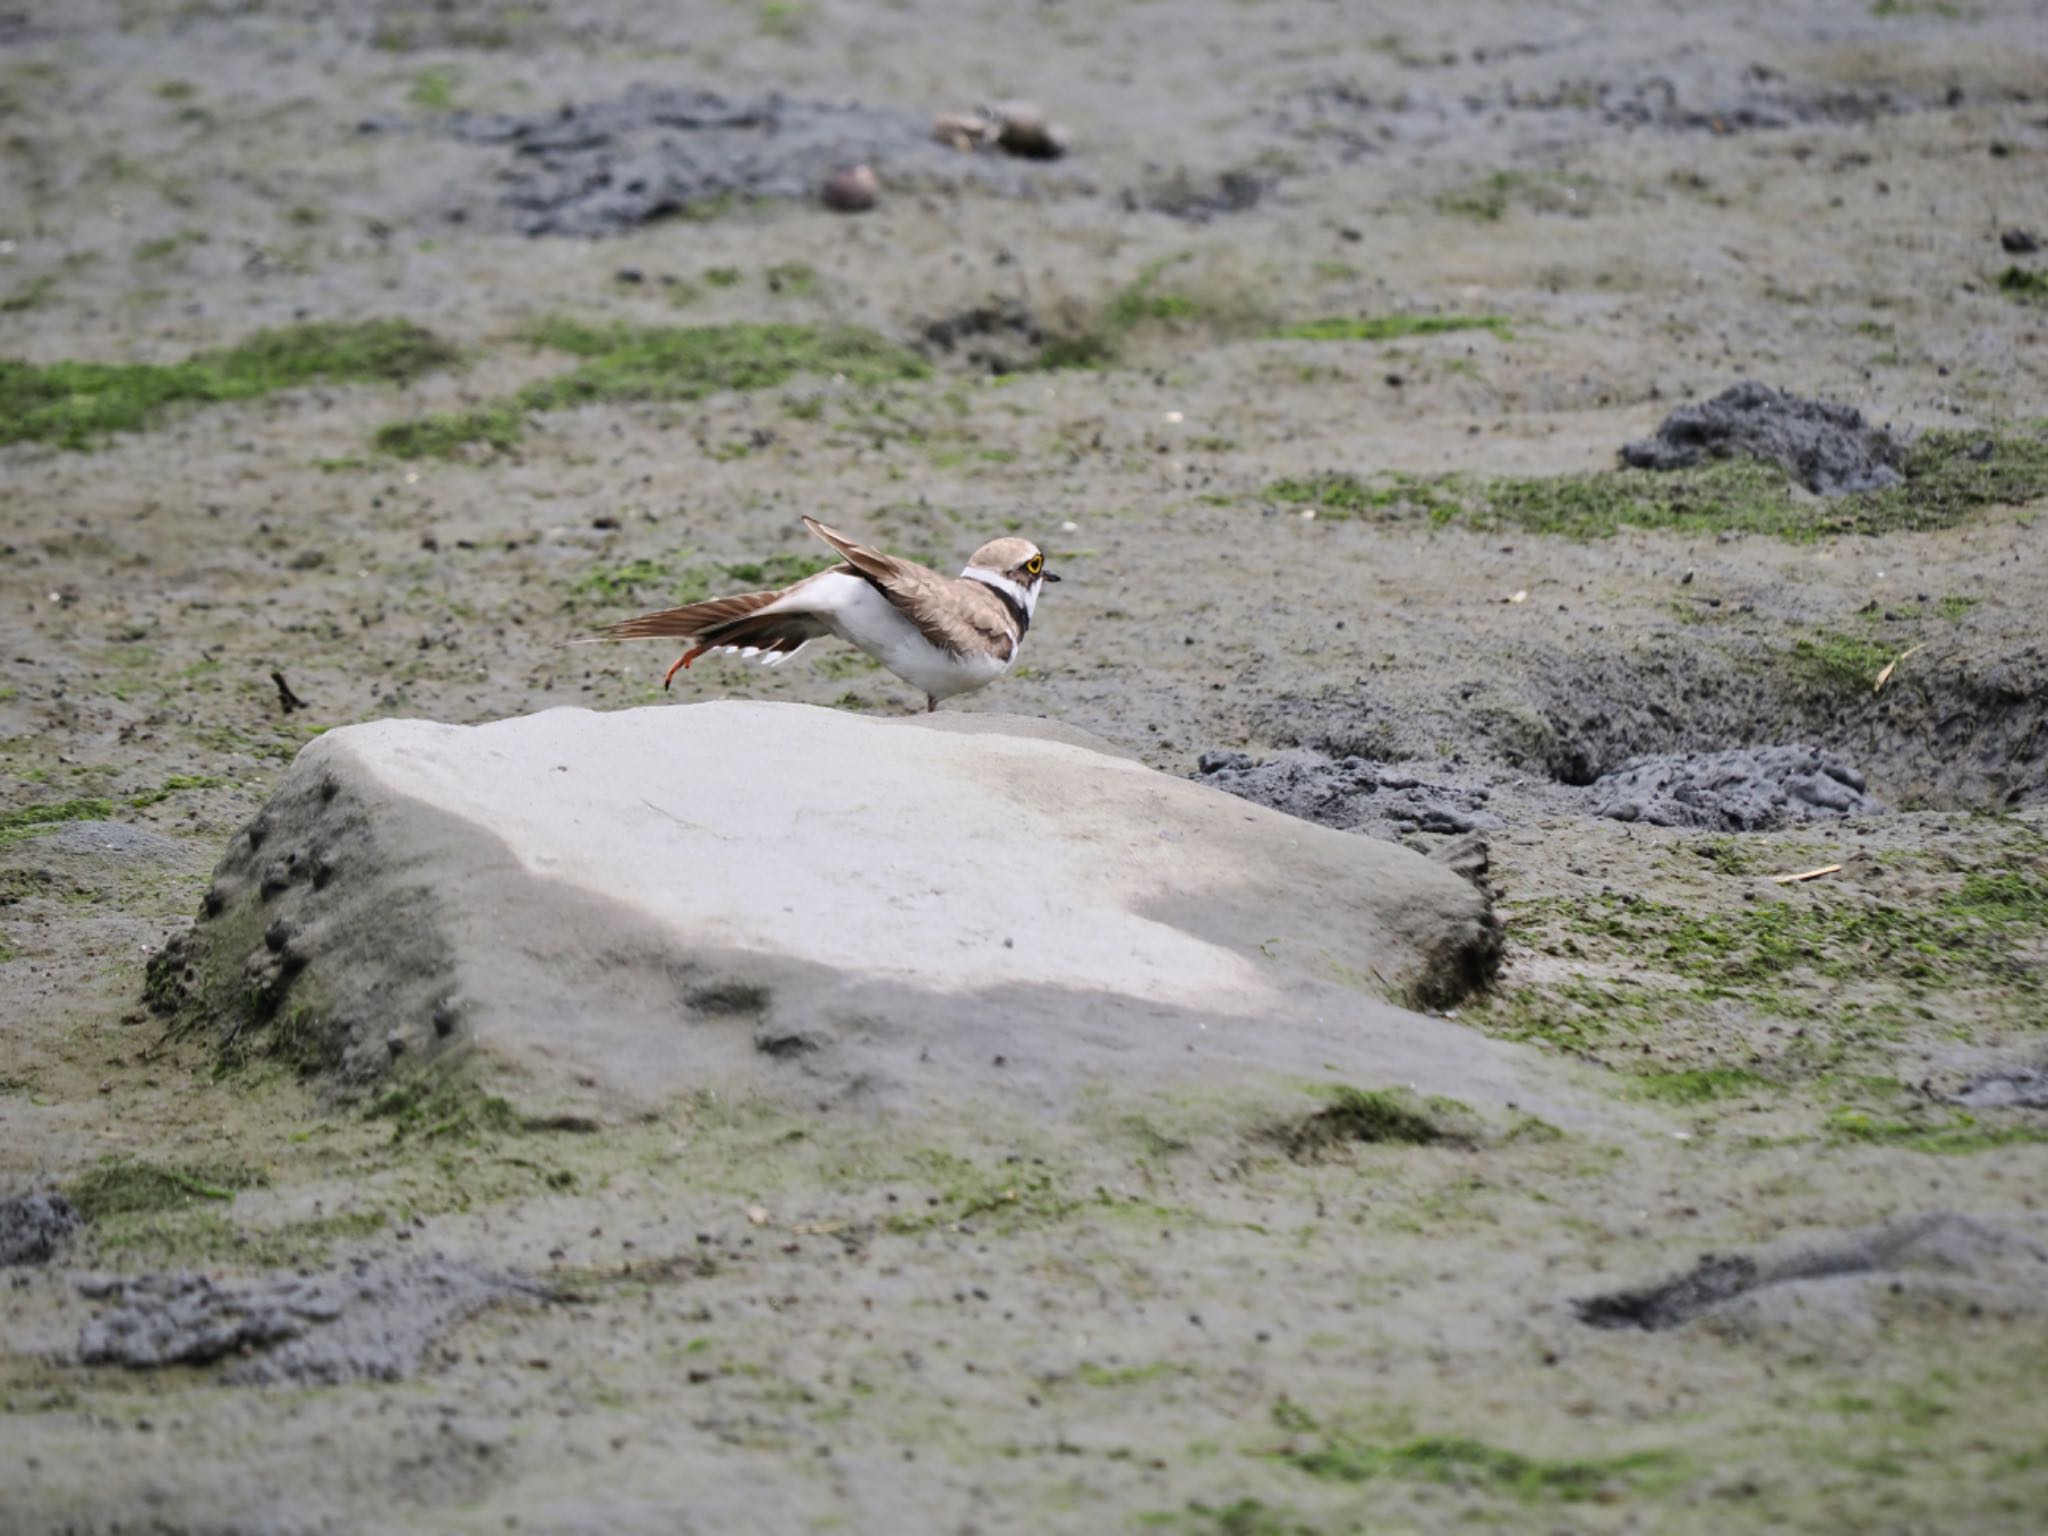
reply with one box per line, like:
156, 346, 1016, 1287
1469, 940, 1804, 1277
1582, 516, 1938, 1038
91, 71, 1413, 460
801, 516, 1010, 656
593, 571, 843, 662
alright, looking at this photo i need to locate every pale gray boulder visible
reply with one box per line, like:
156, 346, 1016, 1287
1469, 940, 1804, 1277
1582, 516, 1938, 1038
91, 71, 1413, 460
148, 703, 1557, 1123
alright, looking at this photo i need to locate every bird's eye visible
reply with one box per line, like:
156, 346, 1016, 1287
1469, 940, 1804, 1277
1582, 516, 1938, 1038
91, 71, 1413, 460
1026, 554, 1043, 576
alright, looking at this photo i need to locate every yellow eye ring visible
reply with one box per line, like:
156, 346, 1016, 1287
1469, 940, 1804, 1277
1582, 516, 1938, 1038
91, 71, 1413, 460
1026, 554, 1043, 575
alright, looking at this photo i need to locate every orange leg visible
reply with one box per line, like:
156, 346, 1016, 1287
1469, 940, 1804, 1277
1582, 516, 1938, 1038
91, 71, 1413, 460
663, 645, 710, 690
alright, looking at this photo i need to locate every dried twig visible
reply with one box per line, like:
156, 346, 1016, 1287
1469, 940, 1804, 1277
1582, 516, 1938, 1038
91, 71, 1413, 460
270, 670, 308, 713
1771, 864, 1842, 884
1873, 643, 1927, 694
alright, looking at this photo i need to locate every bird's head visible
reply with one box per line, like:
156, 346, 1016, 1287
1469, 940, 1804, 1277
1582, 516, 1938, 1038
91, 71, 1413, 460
962, 536, 1059, 617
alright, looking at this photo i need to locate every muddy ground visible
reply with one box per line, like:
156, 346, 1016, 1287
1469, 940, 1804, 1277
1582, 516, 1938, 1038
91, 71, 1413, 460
4, 1, 2048, 1532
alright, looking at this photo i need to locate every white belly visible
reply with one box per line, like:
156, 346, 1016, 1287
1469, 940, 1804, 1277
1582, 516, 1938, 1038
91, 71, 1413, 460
815, 573, 1013, 699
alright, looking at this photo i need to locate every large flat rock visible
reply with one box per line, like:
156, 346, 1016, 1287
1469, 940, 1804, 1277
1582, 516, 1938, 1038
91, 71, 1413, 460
150, 704, 1564, 1121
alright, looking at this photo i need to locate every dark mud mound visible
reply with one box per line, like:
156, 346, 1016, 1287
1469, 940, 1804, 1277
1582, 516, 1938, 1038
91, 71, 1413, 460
1126, 167, 1269, 222
0, 1193, 82, 1267
1260, 634, 2048, 814
920, 299, 1045, 375
1516, 639, 2048, 812
1952, 1068, 2048, 1111
1577, 1213, 2048, 1331
76, 1256, 542, 1383
438, 86, 1084, 235
1193, 750, 1503, 839
1590, 745, 1885, 830
1622, 381, 1903, 495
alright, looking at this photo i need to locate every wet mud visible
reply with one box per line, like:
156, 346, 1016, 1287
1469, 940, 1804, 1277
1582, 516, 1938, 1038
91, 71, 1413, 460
4, 0, 2048, 1530
75, 1256, 542, 1383
1589, 745, 1886, 831
0, 1195, 81, 1269
423, 85, 1087, 236
1194, 749, 1504, 838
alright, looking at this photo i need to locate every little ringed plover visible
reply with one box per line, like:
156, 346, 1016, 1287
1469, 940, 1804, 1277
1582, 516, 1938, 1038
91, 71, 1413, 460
595, 516, 1058, 713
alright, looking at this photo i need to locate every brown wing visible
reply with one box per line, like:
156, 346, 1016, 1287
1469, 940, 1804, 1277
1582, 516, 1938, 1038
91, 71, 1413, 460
802, 516, 1016, 656
594, 573, 840, 655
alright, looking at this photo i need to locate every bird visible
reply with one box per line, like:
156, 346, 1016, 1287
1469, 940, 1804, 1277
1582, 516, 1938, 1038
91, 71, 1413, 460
594, 516, 1058, 713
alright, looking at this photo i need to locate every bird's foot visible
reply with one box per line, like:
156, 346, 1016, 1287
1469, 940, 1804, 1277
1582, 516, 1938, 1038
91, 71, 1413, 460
663, 647, 710, 690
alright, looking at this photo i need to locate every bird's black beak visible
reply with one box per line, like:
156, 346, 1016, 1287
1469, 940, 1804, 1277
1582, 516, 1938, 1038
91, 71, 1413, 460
1042, 571, 1061, 583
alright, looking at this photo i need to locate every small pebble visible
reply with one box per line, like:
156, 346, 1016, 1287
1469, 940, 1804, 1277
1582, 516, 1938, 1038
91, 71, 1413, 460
822, 164, 878, 213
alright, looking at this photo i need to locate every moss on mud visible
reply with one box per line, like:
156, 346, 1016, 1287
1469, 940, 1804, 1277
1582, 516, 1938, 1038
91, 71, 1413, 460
66, 1156, 265, 1220
1038, 255, 1266, 368
1635, 1068, 1773, 1103
1262, 424, 2048, 539
518, 318, 927, 405
1478, 832, 2048, 1093
1787, 628, 1900, 691
1138, 1500, 1318, 1536
1532, 875, 2045, 996
1277, 1086, 1454, 1158
373, 320, 926, 454
374, 403, 526, 459
1270, 1399, 1681, 1501
368, 1069, 520, 1143
1827, 1108, 2048, 1155
0, 797, 116, 843
1, 320, 459, 448
1272, 314, 1511, 342
90, 1206, 389, 1267
1266, 471, 1462, 521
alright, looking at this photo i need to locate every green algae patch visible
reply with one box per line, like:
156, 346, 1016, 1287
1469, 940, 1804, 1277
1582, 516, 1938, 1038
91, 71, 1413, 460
1827, 1108, 2048, 1155
92, 1207, 388, 1268
1636, 1068, 1774, 1104
1037, 254, 1270, 369
0, 797, 115, 844
1273, 314, 1511, 342
1267, 471, 1462, 522
1076, 1360, 1188, 1388
368, 1069, 520, 1144
67, 1157, 267, 1220
1276, 1085, 1454, 1159
517, 319, 928, 406
1999, 266, 2048, 305
1266, 425, 2048, 540
1520, 880, 2045, 1004
374, 403, 526, 459
1270, 1400, 1680, 1501
883, 1149, 1082, 1234
372, 321, 928, 455
1475, 426, 2048, 537
128, 774, 227, 808
1138, 1501, 1317, 1536
1787, 629, 1898, 692
1, 320, 460, 449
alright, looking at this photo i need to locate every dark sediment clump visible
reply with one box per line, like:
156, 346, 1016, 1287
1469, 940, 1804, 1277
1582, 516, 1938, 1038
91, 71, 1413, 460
1193, 750, 1504, 839
1509, 68, 1915, 134
76, 1256, 544, 1384
1126, 167, 1270, 221
0, 1193, 83, 1267
1264, 66, 1933, 163
1621, 381, 1903, 494
919, 299, 1046, 374
1575, 1214, 2048, 1332
426, 86, 1088, 236
1590, 745, 1886, 831
1576, 1253, 1760, 1330
1951, 1068, 2048, 1111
